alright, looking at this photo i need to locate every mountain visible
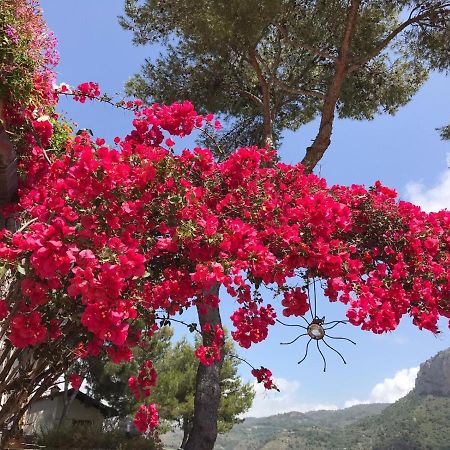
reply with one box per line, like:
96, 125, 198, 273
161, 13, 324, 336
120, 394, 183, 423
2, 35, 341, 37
213, 404, 389, 450
350, 391, 450, 450
415, 348, 450, 397
356, 347, 450, 450
160, 404, 389, 449
161, 348, 450, 449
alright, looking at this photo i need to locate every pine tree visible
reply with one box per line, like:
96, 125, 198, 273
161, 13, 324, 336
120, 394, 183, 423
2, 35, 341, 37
86, 328, 254, 449
121, 0, 449, 167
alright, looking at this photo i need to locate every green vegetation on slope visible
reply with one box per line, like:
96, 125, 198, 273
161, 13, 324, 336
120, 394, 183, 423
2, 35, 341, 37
209, 392, 450, 450
213, 404, 389, 450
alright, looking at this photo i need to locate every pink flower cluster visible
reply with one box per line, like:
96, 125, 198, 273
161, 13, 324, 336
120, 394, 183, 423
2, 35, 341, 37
69, 373, 83, 390
73, 82, 101, 103
1, 0, 59, 119
195, 323, 224, 365
133, 403, 159, 433
231, 303, 276, 348
2, 93, 450, 431
13, 0, 59, 68
251, 367, 276, 390
9, 311, 47, 348
281, 288, 310, 317
128, 360, 158, 400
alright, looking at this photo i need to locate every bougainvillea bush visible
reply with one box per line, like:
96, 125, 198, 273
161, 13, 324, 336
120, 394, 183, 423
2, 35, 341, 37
0, 0, 58, 116
0, 0, 67, 199
2, 92, 450, 432
2, 0, 450, 440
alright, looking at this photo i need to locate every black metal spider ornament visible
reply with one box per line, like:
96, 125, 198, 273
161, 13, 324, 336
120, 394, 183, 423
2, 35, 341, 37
277, 279, 356, 372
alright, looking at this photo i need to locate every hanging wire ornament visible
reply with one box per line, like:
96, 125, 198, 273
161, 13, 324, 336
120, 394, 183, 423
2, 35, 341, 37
277, 278, 356, 372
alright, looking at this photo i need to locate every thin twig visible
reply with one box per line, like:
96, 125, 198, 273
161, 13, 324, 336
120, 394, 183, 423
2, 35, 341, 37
193, 125, 227, 161
306, 282, 314, 321
58, 91, 138, 113
16, 216, 38, 234
231, 354, 255, 370
28, 126, 52, 164
271, 79, 325, 99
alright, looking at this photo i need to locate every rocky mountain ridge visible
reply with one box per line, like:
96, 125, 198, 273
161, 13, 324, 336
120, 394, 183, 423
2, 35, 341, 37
415, 347, 450, 397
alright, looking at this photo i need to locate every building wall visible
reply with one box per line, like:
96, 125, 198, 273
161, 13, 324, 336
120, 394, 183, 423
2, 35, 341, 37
23, 396, 105, 435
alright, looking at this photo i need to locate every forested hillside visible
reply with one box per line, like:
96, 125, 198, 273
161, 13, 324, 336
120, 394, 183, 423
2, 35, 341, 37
162, 349, 450, 450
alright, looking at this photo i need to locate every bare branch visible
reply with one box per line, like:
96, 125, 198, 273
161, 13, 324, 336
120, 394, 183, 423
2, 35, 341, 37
193, 125, 227, 161
16, 216, 39, 234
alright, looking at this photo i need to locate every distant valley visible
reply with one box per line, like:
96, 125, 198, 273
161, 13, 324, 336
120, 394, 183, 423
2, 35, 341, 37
163, 348, 450, 449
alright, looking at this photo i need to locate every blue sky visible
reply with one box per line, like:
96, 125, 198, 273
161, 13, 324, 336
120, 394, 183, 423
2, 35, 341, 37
41, 0, 450, 416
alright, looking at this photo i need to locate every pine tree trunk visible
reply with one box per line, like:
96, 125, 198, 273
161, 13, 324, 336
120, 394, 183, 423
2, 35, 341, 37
301, 0, 361, 173
248, 48, 274, 149
185, 285, 223, 450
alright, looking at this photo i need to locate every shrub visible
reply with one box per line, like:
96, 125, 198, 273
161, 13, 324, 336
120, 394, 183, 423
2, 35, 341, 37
37, 424, 162, 450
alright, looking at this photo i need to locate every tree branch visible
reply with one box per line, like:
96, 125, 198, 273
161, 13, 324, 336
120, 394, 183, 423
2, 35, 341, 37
348, 7, 450, 72
239, 90, 263, 105
272, 79, 325, 99
301, 0, 361, 173
248, 48, 274, 147
278, 24, 338, 62
254, 50, 325, 101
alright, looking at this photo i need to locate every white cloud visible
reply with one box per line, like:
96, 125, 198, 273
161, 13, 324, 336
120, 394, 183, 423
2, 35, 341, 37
405, 170, 450, 212
392, 335, 409, 345
344, 366, 419, 408
371, 333, 409, 345
246, 377, 338, 418
246, 367, 418, 417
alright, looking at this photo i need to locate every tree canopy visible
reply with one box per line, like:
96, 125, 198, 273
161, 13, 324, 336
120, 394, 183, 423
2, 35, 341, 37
2, 97, 450, 439
439, 123, 450, 140
121, 0, 450, 165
